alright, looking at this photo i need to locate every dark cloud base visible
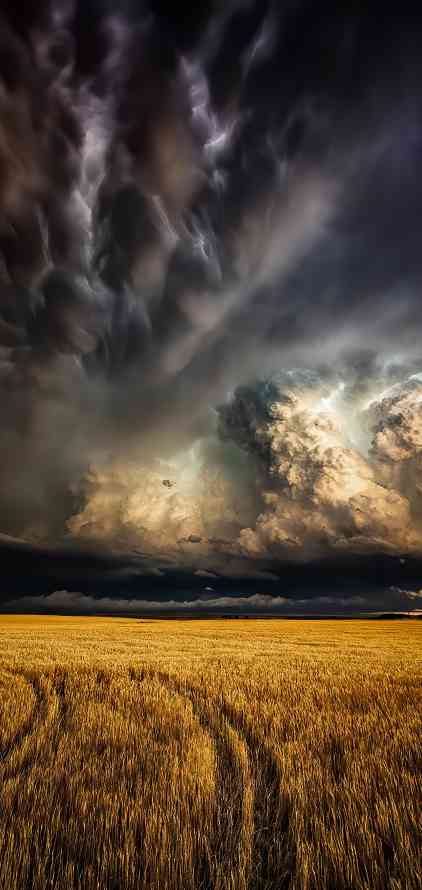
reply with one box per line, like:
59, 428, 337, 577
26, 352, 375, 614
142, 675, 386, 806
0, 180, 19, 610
0, 536, 421, 614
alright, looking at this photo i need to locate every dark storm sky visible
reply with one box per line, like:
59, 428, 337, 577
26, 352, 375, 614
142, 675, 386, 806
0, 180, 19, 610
1, 2, 422, 612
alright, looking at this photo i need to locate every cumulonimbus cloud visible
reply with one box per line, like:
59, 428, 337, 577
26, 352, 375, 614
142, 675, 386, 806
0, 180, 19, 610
223, 371, 422, 560
64, 366, 422, 567
0, 3, 422, 581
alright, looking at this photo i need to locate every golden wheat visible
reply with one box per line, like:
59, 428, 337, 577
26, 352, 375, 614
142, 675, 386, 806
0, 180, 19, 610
0, 616, 420, 890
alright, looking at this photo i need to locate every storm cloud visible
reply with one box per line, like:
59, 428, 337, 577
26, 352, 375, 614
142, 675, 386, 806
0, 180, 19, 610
221, 368, 422, 561
0, 2, 422, 594
69, 364, 422, 569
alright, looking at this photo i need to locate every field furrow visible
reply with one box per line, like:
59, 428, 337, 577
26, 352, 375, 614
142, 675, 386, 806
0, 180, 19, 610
0, 617, 420, 890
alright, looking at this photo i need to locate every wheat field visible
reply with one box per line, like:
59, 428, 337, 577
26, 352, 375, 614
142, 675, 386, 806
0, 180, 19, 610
0, 615, 420, 890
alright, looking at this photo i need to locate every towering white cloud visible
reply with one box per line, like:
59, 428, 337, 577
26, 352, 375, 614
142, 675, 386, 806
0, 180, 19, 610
224, 372, 422, 560
66, 369, 422, 566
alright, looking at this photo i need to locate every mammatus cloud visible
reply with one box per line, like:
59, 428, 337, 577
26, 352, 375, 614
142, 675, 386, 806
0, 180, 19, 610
0, 3, 422, 585
0, 0, 341, 539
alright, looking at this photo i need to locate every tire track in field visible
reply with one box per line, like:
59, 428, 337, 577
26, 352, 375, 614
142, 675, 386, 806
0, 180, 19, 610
133, 669, 293, 890
173, 677, 292, 890
0, 672, 48, 768
218, 695, 294, 889
0, 670, 66, 782
132, 668, 255, 890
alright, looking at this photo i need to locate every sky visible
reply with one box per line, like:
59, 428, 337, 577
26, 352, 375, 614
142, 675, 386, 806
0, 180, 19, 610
0, 1, 422, 614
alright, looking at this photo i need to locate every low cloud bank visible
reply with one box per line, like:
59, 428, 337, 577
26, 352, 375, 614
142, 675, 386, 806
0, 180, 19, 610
4, 588, 420, 615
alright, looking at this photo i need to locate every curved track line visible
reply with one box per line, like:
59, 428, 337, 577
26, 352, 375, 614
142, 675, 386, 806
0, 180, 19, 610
171, 676, 290, 889
218, 694, 294, 889
0, 672, 47, 768
132, 668, 254, 890
133, 669, 292, 890
0, 671, 65, 782
0, 666, 292, 888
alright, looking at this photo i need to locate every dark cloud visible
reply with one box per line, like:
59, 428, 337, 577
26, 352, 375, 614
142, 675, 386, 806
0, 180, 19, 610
1, 532, 422, 613
0, 2, 421, 601
3, 586, 422, 616
0, 590, 359, 615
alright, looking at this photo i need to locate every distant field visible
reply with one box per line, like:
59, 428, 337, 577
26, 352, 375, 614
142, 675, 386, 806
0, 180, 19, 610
0, 616, 420, 890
